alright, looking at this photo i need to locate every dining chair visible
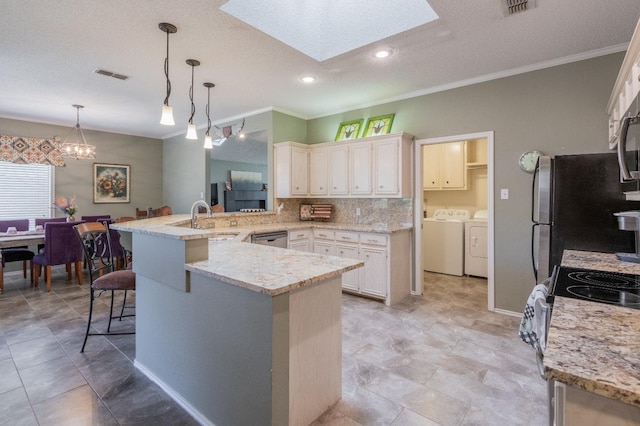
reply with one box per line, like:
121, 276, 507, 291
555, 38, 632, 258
135, 208, 148, 220
35, 217, 68, 227
0, 219, 35, 283
34, 217, 67, 251
74, 221, 135, 352
80, 215, 111, 222
33, 221, 85, 292
148, 205, 172, 217
114, 216, 136, 223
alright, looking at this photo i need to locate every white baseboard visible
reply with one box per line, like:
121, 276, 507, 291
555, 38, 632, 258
494, 307, 521, 318
134, 360, 214, 426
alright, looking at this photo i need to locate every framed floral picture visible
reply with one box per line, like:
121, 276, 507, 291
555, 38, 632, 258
363, 114, 395, 137
335, 119, 364, 141
93, 163, 130, 203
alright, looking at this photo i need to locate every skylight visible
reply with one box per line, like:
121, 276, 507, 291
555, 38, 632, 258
220, 0, 438, 62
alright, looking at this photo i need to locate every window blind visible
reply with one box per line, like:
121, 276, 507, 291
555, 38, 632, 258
0, 162, 54, 224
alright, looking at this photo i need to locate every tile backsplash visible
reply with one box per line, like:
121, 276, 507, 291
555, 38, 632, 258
276, 198, 413, 226
195, 198, 414, 229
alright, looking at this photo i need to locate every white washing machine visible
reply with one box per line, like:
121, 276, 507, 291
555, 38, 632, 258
465, 210, 488, 278
423, 209, 470, 276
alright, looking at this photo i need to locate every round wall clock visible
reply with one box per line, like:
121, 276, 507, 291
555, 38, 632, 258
518, 150, 543, 173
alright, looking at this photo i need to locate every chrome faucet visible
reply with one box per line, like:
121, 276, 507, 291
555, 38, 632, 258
191, 200, 212, 229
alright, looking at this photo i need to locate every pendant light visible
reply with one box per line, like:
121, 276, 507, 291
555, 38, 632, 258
159, 22, 177, 126
185, 59, 200, 140
203, 82, 215, 149
60, 105, 96, 160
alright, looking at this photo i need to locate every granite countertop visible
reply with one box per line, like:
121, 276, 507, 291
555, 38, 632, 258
544, 250, 640, 407
112, 215, 413, 242
185, 242, 363, 296
112, 215, 381, 296
561, 249, 640, 275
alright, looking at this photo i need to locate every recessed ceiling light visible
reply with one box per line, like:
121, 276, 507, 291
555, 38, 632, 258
300, 76, 317, 84
374, 49, 393, 59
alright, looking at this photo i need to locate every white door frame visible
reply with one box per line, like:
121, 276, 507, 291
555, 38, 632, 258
412, 131, 495, 311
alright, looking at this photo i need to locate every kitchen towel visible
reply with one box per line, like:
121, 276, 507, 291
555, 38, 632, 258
519, 280, 550, 353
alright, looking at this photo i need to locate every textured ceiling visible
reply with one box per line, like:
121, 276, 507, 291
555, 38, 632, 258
0, 0, 639, 140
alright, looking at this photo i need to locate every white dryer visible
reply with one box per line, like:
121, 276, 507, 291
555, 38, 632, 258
423, 209, 470, 276
465, 210, 488, 278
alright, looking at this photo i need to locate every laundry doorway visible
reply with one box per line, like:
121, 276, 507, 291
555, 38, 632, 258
412, 131, 495, 311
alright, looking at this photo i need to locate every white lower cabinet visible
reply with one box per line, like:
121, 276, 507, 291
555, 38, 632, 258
359, 245, 387, 298
312, 229, 335, 256
335, 242, 359, 291
316, 228, 411, 306
288, 227, 412, 306
288, 229, 312, 252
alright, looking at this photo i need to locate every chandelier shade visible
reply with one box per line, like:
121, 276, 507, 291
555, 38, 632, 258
60, 105, 96, 160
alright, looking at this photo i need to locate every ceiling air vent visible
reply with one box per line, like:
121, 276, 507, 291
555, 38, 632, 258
504, 0, 535, 15
93, 68, 129, 81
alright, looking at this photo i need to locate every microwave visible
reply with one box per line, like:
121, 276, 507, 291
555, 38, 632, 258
617, 112, 640, 193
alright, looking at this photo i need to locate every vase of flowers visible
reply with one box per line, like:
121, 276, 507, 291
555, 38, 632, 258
54, 195, 78, 221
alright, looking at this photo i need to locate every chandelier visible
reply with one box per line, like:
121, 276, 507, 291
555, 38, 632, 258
211, 118, 245, 146
60, 105, 96, 160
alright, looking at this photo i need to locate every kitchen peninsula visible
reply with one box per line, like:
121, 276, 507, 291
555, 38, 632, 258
112, 215, 363, 426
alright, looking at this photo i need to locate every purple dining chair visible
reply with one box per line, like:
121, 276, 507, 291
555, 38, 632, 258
33, 221, 85, 292
34, 217, 68, 227
0, 219, 35, 283
34, 217, 67, 251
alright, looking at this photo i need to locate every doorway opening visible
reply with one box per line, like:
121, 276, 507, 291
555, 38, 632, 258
413, 131, 495, 311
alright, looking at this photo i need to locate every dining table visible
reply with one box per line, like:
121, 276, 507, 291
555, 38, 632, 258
0, 231, 45, 292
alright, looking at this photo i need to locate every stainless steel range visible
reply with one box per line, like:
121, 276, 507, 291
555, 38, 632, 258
550, 266, 640, 310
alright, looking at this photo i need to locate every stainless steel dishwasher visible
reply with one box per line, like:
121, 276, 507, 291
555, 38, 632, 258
250, 231, 288, 248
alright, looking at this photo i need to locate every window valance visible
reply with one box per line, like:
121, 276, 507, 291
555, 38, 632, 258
0, 134, 65, 166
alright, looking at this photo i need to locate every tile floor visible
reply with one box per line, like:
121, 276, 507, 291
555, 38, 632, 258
0, 268, 546, 425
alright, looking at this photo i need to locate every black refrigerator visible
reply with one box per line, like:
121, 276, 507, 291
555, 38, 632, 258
531, 152, 640, 284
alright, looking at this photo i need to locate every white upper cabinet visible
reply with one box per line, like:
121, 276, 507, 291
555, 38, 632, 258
274, 132, 413, 198
374, 138, 399, 195
423, 141, 467, 190
309, 147, 328, 196
328, 145, 349, 195
349, 141, 373, 196
274, 142, 309, 198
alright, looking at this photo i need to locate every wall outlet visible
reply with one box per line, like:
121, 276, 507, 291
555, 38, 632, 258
500, 188, 509, 200
200, 192, 204, 199
230, 220, 238, 227
356, 208, 361, 216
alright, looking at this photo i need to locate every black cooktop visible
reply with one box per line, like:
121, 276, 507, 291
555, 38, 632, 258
551, 266, 640, 309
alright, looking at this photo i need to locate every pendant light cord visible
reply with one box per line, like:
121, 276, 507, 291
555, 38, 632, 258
188, 63, 195, 124
164, 30, 171, 107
